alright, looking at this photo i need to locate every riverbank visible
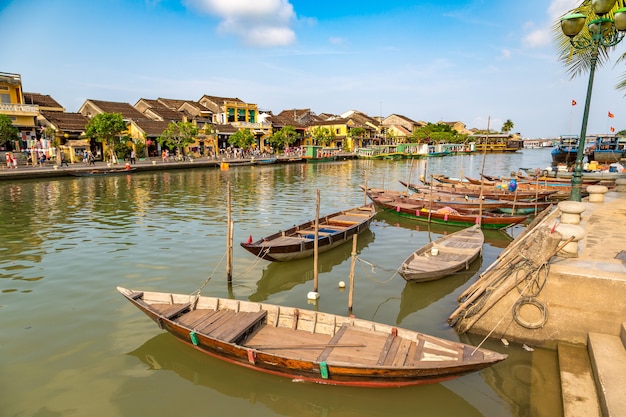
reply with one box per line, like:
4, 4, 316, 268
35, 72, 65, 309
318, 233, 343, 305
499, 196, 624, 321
0, 153, 361, 181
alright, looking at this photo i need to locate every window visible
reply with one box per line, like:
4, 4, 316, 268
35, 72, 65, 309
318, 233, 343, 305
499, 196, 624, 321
237, 109, 245, 122
0, 93, 10, 103
248, 110, 255, 123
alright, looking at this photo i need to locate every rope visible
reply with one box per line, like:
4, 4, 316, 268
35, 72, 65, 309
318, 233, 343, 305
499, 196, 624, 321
355, 256, 399, 284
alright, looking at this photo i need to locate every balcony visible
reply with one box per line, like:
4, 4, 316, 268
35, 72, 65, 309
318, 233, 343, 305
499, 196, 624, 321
0, 103, 39, 117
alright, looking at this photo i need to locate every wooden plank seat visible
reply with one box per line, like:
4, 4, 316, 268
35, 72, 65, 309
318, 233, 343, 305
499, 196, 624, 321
208, 310, 268, 344
161, 303, 192, 320
317, 324, 349, 362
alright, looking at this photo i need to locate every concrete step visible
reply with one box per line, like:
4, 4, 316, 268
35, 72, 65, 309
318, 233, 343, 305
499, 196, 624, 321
588, 325, 626, 417
558, 343, 601, 417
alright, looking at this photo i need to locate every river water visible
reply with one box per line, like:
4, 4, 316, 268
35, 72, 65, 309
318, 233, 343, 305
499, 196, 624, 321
1, 149, 563, 417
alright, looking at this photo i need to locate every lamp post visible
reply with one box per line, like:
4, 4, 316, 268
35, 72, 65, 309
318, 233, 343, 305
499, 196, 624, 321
560, 0, 626, 201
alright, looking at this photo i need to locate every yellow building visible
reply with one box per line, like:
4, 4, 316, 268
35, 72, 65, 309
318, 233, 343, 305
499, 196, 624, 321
0, 72, 38, 150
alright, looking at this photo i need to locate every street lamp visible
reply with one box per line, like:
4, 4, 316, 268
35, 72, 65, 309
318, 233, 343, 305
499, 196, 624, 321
560, 0, 626, 201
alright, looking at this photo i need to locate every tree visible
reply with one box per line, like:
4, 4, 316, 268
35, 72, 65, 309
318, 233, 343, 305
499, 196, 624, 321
310, 126, 334, 146
268, 125, 297, 151
158, 121, 198, 156
501, 119, 514, 133
228, 129, 255, 149
0, 114, 18, 150
554, 1, 626, 92
85, 113, 127, 163
410, 123, 467, 144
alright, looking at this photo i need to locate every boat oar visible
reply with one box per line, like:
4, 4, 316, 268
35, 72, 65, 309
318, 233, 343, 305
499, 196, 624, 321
247, 343, 366, 350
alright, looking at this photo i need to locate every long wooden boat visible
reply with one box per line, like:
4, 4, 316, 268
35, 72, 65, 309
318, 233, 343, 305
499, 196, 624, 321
400, 180, 559, 201
399, 225, 484, 282
241, 204, 376, 262
117, 286, 507, 387
66, 167, 136, 176
385, 189, 551, 215
365, 188, 528, 229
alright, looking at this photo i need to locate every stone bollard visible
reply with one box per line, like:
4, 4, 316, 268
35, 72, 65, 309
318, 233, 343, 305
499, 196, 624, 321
554, 223, 585, 258
586, 184, 608, 203
616, 178, 626, 193
558, 201, 586, 225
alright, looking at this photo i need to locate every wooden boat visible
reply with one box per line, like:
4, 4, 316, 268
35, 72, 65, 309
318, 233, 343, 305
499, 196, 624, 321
241, 204, 376, 262
365, 188, 528, 229
254, 157, 278, 165
400, 180, 559, 201
66, 167, 136, 176
551, 135, 579, 165
117, 286, 507, 387
398, 225, 484, 282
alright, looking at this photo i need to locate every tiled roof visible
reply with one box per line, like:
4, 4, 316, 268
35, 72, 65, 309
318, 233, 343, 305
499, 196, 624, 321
133, 119, 171, 136
40, 111, 88, 131
87, 99, 145, 119
143, 105, 184, 121
200, 95, 245, 105
24, 92, 63, 109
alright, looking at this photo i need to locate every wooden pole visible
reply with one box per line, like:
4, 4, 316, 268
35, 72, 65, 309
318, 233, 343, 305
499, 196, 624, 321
348, 234, 358, 312
313, 189, 320, 292
477, 116, 490, 224
363, 170, 368, 206
226, 182, 232, 283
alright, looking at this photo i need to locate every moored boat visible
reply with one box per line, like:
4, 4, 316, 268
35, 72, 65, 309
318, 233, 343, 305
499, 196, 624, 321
66, 167, 136, 176
117, 286, 507, 387
398, 225, 484, 282
365, 188, 529, 229
241, 204, 376, 261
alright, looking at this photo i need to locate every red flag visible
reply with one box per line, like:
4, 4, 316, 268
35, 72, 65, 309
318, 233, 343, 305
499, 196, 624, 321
610, 127, 615, 132
608, 111, 615, 118
571, 100, 577, 106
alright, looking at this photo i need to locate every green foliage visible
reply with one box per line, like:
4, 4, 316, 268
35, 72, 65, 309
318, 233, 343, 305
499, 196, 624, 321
157, 121, 199, 154
228, 129, 256, 149
410, 123, 467, 144
0, 114, 18, 148
115, 135, 133, 159
617, 129, 626, 136
134, 137, 147, 158
554, 1, 626, 92
84, 113, 127, 161
501, 119, 514, 133
310, 126, 334, 146
268, 125, 297, 150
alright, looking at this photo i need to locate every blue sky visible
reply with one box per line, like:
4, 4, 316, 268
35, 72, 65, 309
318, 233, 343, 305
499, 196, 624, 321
1, 0, 625, 138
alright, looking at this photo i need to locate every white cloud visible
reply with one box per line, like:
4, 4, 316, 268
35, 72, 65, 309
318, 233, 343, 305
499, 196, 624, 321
523, 28, 551, 48
184, 0, 296, 46
522, 0, 579, 48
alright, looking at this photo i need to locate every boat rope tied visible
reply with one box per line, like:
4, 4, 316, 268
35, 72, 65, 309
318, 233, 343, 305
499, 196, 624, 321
319, 361, 329, 379
189, 331, 199, 346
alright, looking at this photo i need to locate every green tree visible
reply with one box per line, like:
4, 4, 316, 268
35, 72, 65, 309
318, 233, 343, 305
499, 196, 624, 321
310, 126, 334, 146
410, 123, 467, 144
0, 114, 18, 150
501, 119, 514, 133
268, 125, 297, 151
158, 121, 198, 156
554, 1, 626, 91
85, 113, 127, 163
228, 129, 256, 149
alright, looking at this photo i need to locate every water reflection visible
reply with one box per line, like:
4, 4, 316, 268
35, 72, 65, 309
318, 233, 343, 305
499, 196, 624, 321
125, 333, 484, 417
249, 229, 375, 302
396, 258, 482, 325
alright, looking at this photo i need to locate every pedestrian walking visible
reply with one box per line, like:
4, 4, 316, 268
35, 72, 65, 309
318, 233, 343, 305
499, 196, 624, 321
130, 149, 136, 164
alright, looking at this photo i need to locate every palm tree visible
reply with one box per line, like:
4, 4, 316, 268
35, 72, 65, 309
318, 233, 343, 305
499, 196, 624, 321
554, 0, 626, 91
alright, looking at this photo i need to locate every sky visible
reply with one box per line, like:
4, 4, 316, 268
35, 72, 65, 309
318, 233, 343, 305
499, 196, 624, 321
1, 0, 625, 138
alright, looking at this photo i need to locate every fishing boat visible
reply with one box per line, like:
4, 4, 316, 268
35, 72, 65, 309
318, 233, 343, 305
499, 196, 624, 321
388, 190, 551, 215
398, 225, 484, 282
551, 135, 579, 165
241, 204, 376, 262
400, 181, 559, 201
364, 188, 528, 229
66, 167, 136, 176
117, 286, 507, 387
588, 136, 626, 164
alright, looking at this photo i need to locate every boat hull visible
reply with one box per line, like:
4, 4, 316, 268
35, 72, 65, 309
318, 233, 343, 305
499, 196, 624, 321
241, 204, 376, 261
118, 287, 507, 387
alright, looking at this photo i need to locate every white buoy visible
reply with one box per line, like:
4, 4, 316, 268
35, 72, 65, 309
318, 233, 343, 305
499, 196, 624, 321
338, 281, 346, 288
307, 291, 320, 300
